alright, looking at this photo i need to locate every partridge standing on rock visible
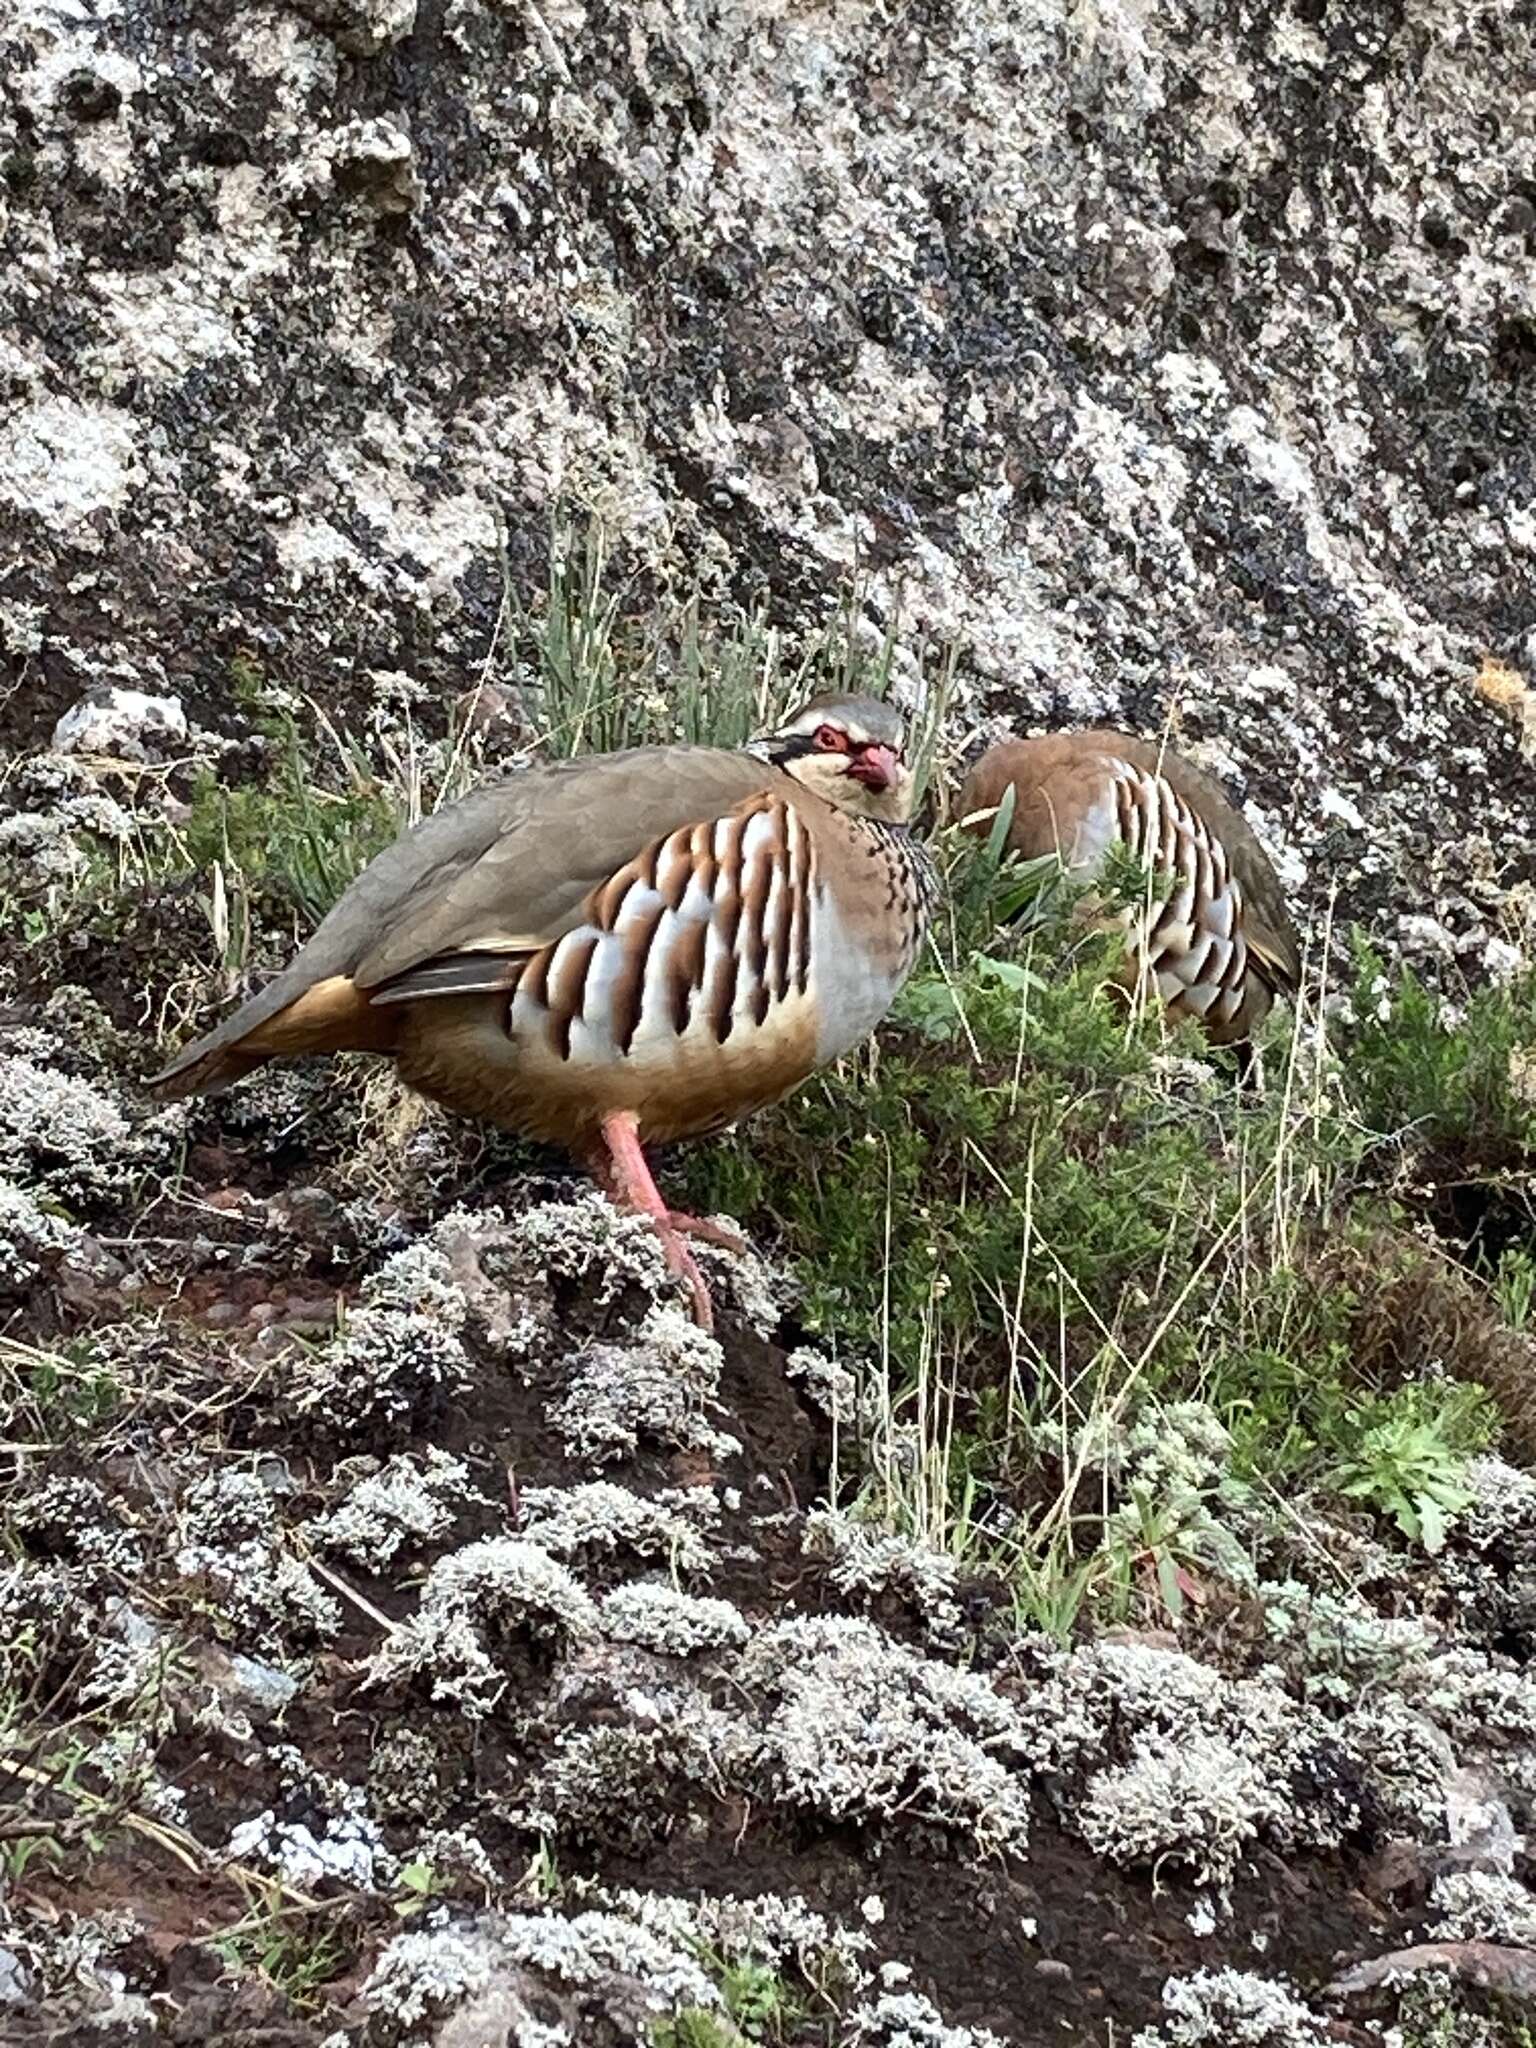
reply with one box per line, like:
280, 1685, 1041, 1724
958, 731, 1300, 1046
152, 695, 935, 1328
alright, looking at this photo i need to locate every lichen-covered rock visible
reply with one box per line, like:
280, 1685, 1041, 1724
2, 0, 1532, 968
50, 685, 187, 759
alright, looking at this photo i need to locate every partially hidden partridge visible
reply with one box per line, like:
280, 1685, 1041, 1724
958, 731, 1300, 1046
152, 694, 935, 1327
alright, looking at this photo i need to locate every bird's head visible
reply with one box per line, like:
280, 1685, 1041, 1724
750, 693, 915, 823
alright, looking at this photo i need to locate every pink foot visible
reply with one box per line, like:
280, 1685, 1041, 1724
665, 1211, 748, 1256
589, 1112, 717, 1332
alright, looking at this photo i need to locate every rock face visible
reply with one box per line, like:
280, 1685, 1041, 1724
2, 0, 1534, 959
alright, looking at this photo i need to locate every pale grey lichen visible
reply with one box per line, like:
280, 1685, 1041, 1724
0, 1054, 143, 1205
0, 1904, 143, 2007
1438, 1455, 1536, 1646
78, 1725, 186, 1826
1131, 1968, 1328, 2046
1017, 1640, 1285, 1776
490, 1910, 718, 2008
175, 1469, 340, 1646
517, 1481, 719, 1578
1018, 1639, 1358, 1876
510, 1193, 673, 1304
1429, 1870, 1536, 1945
549, 1308, 738, 1467
358, 1924, 495, 2032
421, 1204, 553, 1357
1260, 1578, 1436, 1700
1398, 1645, 1536, 1797
611, 1888, 871, 1997
803, 1510, 967, 1646
1079, 1731, 1276, 1889
736, 1616, 1031, 1855
11, 1476, 144, 1576
696, 1230, 789, 1337
369, 1727, 456, 1825
847, 1990, 1007, 2048
0, 1561, 98, 1685
305, 1448, 473, 1568
360, 1906, 720, 2041
0, 1178, 83, 1289
784, 1343, 859, 1425
1335, 1692, 1451, 1836
523, 1726, 698, 1849
363, 1538, 597, 1715
226, 1807, 392, 1890
404, 1827, 502, 1893
293, 1237, 473, 1436
0, 792, 133, 882
597, 1581, 749, 1656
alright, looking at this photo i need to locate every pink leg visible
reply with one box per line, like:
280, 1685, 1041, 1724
590, 1111, 715, 1331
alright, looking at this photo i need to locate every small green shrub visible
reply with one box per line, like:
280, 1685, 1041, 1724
652, 2013, 744, 2048
1345, 937, 1536, 1161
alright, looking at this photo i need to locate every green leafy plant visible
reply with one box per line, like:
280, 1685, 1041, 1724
1328, 1382, 1495, 1551
392, 1855, 448, 1917
652, 2012, 745, 2048
717, 1954, 806, 2043
1494, 1246, 1536, 1334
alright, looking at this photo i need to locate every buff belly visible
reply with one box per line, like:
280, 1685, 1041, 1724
394, 988, 821, 1152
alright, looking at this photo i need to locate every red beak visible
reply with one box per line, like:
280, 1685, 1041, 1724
846, 743, 898, 793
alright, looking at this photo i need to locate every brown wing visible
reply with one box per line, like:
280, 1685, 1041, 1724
959, 737, 1123, 865
150, 746, 779, 1096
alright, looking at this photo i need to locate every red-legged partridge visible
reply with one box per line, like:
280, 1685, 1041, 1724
153, 694, 935, 1327
959, 731, 1300, 1046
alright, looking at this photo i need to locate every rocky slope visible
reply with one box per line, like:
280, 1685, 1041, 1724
4, 0, 1536, 2041
1, 1024, 1535, 2046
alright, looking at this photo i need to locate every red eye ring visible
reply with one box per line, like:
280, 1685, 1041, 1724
814, 723, 851, 753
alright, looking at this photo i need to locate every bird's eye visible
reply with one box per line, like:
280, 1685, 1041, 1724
814, 723, 850, 753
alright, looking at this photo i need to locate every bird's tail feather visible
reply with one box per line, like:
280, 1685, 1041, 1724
149, 975, 400, 1100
